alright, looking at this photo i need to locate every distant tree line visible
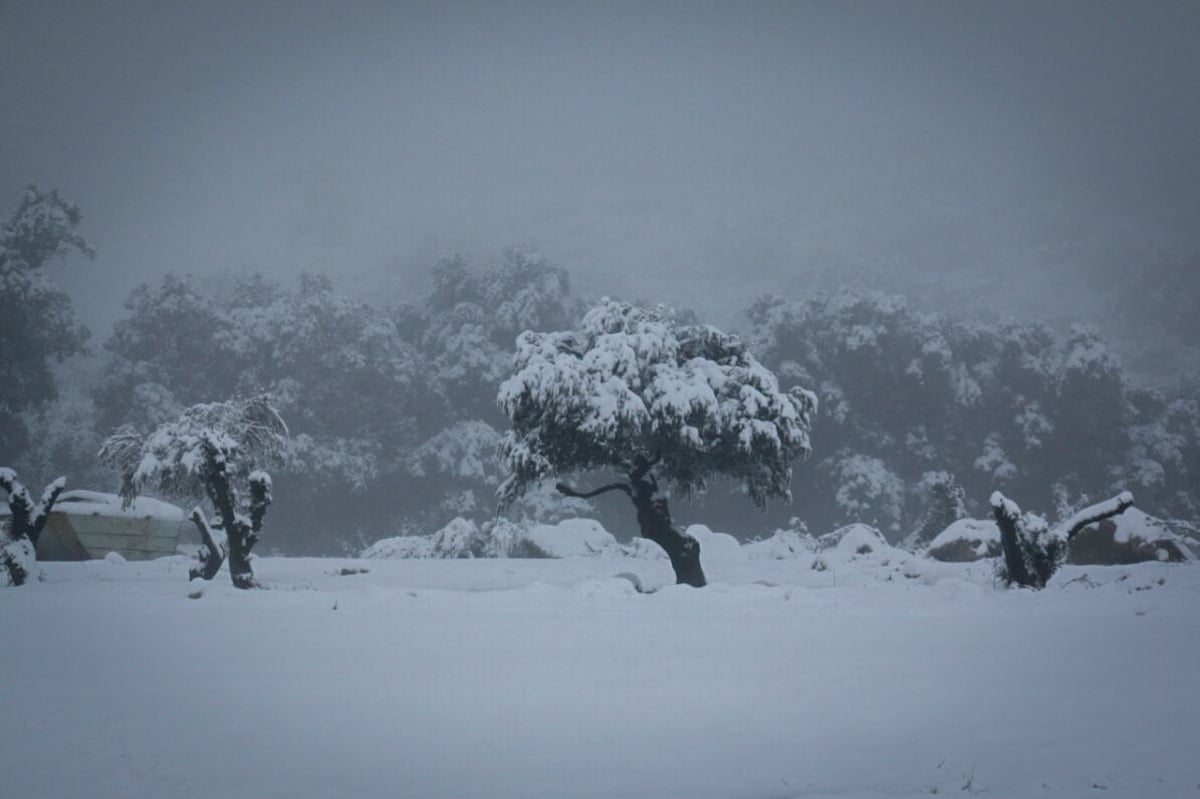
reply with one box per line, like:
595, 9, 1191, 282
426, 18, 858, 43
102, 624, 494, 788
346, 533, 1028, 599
4, 186, 1198, 554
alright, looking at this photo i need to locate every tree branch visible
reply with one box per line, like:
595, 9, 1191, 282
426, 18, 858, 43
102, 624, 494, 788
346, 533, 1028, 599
555, 481, 632, 500
629, 454, 661, 483
990, 490, 1030, 588
28, 477, 66, 547
188, 508, 225, 581
1060, 491, 1135, 541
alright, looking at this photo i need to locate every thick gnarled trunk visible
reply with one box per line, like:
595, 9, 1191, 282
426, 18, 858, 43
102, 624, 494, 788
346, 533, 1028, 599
630, 478, 705, 588
201, 447, 272, 589
555, 471, 706, 588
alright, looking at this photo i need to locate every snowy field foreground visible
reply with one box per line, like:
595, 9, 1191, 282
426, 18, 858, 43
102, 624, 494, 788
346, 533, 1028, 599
3, 550, 1199, 799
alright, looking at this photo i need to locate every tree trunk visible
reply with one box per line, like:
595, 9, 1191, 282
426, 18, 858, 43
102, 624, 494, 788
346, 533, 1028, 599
630, 478, 706, 588
202, 450, 257, 589
993, 490, 1134, 589
991, 494, 1032, 588
226, 526, 255, 590
555, 473, 707, 587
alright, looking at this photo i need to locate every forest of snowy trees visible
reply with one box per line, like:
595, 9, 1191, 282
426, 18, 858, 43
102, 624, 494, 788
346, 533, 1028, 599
3, 186, 1199, 556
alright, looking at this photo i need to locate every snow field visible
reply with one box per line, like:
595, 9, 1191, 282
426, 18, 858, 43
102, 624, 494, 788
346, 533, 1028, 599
2, 554, 1198, 799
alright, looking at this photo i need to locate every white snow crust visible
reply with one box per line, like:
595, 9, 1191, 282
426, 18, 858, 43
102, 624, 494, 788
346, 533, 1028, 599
1, 548, 1197, 798
927, 518, 1001, 556
51, 489, 185, 522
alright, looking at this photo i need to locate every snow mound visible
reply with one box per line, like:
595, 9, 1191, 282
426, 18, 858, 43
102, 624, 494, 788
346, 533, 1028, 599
361, 535, 432, 560
742, 528, 815, 560
927, 518, 1000, 562
522, 518, 619, 558
620, 537, 667, 560
362, 518, 627, 560
683, 524, 743, 561
816, 523, 890, 555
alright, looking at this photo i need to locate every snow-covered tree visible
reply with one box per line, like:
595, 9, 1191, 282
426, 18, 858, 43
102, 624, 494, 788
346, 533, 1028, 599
905, 470, 968, 549
747, 287, 1193, 535
397, 249, 582, 531
96, 272, 426, 551
0, 185, 93, 461
498, 298, 817, 586
0, 468, 66, 586
99, 395, 287, 588
991, 489, 1134, 589
95, 252, 581, 551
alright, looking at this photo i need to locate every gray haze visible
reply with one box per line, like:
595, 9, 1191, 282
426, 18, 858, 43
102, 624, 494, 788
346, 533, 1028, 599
3, 0, 1199, 335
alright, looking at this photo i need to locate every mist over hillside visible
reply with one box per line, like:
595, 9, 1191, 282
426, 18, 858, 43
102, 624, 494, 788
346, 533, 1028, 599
3, 1, 1198, 377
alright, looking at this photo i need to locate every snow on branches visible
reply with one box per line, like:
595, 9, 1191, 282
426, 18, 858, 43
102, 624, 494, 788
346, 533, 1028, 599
991, 489, 1135, 588
1, 468, 66, 586
498, 298, 817, 507
99, 395, 286, 588
100, 395, 287, 505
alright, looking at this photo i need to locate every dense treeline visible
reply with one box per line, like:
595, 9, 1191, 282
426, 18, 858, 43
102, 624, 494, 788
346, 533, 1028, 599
4, 187, 1198, 552
747, 291, 1199, 542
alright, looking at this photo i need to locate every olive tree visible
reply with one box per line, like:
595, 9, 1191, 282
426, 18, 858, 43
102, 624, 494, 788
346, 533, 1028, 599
498, 299, 816, 586
100, 395, 287, 588
991, 489, 1134, 589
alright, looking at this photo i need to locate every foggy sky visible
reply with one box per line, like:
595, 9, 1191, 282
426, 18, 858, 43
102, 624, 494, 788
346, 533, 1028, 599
3, 0, 1198, 334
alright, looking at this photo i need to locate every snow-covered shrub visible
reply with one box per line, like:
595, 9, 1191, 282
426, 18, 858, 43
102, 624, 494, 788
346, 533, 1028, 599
825, 453, 905, 539
428, 517, 487, 558
905, 471, 969, 550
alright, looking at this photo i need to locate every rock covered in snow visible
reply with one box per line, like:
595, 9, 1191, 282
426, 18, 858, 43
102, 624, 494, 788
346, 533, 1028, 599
682, 524, 743, 561
926, 519, 1001, 562
1066, 507, 1196, 565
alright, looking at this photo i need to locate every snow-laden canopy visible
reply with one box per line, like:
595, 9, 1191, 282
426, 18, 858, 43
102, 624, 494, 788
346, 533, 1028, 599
99, 394, 287, 506
498, 298, 817, 505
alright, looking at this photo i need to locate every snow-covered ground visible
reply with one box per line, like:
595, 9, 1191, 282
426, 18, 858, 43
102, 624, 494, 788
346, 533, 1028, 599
3, 546, 1199, 799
